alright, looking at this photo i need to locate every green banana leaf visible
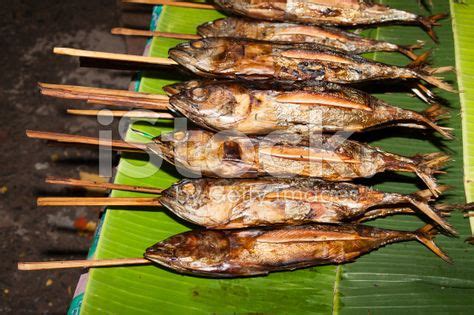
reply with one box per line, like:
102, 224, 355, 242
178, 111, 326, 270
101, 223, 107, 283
78, 1, 474, 314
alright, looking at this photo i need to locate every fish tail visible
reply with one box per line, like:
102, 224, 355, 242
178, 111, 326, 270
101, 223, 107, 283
418, 13, 449, 43
417, 73, 456, 92
414, 224, 453, 263
398, 41, 425, 60
409, 152, 450, 197
436, 202, 474, 214
406, 50, 456, 92
415, 152, 451, 171
419, 104, 453, 139
407, 50, 431, 69
407, 195, 458, 236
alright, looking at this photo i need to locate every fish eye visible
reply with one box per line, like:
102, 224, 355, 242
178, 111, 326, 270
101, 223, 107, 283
191, 40, 205, 49
214, 19, 227, 27
182, 183, 196, 196
187, 81, 200, 88
173, 131, 186, 141
191, 88, 208, 101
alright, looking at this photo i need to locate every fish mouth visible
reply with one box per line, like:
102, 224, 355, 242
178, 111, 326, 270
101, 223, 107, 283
168, 47, 211, 76
168, 46, 195, 65
196, 22, 214, 37
144, 244, 185, 270
162, 83, 183, 96
168, 95, 192, 114
146, 140, 175, 166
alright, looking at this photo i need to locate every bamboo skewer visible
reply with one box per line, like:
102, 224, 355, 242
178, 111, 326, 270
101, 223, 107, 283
38, 197, 162, 207
40, 83, 169, 101
46, 177, 164, 194
40, 82, 170, 110
85, 99, 167, 110
111, 27, 200, 40
123, 0, 215, 10
18, 258, 151, 271
54, 47, 177, 66
67, 109, 174, 119
26, 130, 147, 152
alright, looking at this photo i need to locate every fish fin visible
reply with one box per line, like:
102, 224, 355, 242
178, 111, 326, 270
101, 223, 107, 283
408, 197, 458, 236
410, 152, 450, 197
419, 104, 453, 139
422, 104, 450, 122
415, 224, 453, 263
437, 202, 474, 213
415, 152, 451, 171
411, 185, 451, 202
407, 50, 431, 69
398, 41, 425, 60
407, 49, 456, 92
411, 83, 439, 105
418, 13, 449, 43
417, 73, 457, 92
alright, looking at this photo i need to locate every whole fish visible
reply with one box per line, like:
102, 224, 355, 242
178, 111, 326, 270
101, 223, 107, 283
197, 17, 423, 59
160, 178, 455, 235
212, 0, 447, 42
147, 129, 449, 196
166, 80, 451, 138
145, 223, 451, 277
168, 38, 453, 92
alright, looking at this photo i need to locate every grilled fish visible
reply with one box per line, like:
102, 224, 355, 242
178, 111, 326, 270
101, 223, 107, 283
145, 223, 451, 277
160, 178, 455, 234
167, 80, 451, 138
198, 17, 423, 59
147, 130, 449, 196
168, 38, 453, 92
212, 0, 447, 42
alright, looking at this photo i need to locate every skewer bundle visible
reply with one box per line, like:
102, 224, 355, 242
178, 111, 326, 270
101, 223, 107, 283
20, 1, 464, 276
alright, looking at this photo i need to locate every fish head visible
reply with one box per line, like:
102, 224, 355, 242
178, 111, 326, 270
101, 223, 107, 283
145, 230, 231, 275
169, 82, 251, 130
197, 18, 238, 37
169, 38, 244, 76
147, 130, 214, 172
159, 179, 210, 226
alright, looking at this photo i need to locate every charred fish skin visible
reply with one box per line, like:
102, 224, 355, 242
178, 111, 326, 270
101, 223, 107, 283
213, 0, 417, 25
146, 129, 449, 203
159, 178, 452, 233
212, 1, 446, 41
168, 38, 453, 92
144, 223, 450, 277
197, 17, 419, 59
167, 80, 450, 138
159, 178, 384, 228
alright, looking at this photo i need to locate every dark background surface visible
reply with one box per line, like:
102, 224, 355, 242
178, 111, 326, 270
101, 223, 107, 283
0, 1, 149, 313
